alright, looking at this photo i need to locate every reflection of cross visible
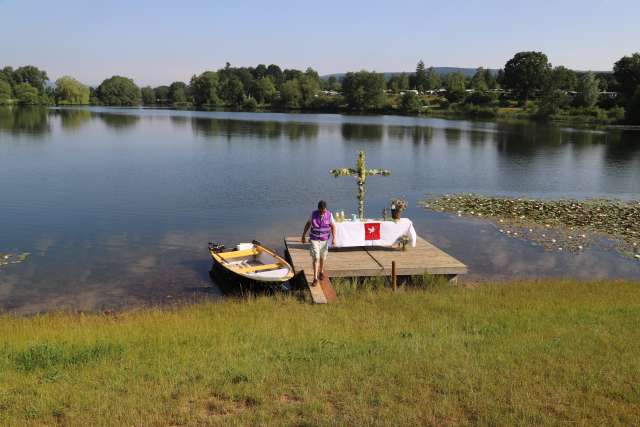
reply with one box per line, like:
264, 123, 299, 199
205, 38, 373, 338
331, 151, 390, 219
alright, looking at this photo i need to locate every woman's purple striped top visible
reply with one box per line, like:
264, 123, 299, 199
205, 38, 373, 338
309, 210, 332, 241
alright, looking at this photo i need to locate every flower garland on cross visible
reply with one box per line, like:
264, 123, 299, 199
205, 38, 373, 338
330, 150, 391, 219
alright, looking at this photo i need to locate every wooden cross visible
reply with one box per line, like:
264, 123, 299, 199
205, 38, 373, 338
330, 150, 390, 219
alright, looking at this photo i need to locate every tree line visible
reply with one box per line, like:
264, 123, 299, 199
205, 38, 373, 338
1, 52, 640, 123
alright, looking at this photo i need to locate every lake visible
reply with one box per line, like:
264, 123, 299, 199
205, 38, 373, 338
1, 106, 640, 313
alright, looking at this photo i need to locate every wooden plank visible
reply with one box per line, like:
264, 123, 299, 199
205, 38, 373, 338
319, 275, 337, 303
232, 263, 283, 273
218, 249, 258, 259
308, 279, 327, 304
284, 235, 467, 303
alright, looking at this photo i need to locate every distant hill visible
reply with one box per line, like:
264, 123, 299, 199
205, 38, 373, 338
321, 67, 499, 80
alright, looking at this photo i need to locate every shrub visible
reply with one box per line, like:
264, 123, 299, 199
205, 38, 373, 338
242, 96, 258, 111
466, 91, 497, 106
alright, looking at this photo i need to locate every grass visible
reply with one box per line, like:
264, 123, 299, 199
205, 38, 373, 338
0, 280, 639, 426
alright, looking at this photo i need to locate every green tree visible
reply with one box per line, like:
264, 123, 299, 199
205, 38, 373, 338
242, 96, 258, 111
613, 53, 640, 99
253, 64, 267, 79
15, 83, 40, 105
575, 72, 600, 108
168, 81, 188, 104
341, 71, 386, 110
537, 89, 569, 118
219, 76, 245, 107
299, 73, 320, 107
279, 79, 302, 108
503, 51, 552, 102
414, 60, 427, 91
445, 73, 467, 102
252, 76, 276, 104
324, 76, 341, 92
97, 76, 141, 106
190, 71, 220, 106
154, 85, 170, 104
266, 64, 283, 84
626, 86, 640, 124
0, 79, 12, 104
426, 67, 441, 90
550, 66, 577, 91
13, 65, 48, 93
400, 92, 422, 114
388, 73, 409, 92
0, 66, 15, 88
54, 76, 90, 105
471, 67, 489, 91
141, 86, 156, 104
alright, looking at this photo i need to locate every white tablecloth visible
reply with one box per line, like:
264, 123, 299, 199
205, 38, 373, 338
333, 218, 417, 248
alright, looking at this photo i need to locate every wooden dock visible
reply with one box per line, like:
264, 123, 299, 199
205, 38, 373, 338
284, 236, 467, 304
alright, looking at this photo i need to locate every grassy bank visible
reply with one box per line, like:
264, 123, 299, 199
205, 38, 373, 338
1, 280, 639, 426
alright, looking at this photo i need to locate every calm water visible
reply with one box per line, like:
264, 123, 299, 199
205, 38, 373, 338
1, 106, 640, 313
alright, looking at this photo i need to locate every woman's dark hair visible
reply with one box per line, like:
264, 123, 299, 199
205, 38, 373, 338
318, 200, 327, 210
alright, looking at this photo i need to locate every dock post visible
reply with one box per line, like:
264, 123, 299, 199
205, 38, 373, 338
392, 261, 397, 291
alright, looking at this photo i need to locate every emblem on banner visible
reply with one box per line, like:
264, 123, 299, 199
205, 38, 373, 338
364, 222, 381, 240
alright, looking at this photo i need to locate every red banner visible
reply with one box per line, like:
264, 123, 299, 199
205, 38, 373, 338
364, 223, 381, 240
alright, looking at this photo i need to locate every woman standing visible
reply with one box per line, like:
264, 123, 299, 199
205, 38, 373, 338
301, 200, 336, 286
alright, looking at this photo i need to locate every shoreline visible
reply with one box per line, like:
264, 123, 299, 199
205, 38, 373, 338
32, 104, 640, 129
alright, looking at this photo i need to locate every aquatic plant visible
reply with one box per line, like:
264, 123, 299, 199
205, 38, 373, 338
421, 194, 640, 259
0, 252, 30, 268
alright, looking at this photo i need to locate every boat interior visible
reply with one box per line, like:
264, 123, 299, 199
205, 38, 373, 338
215, 246, 291, 278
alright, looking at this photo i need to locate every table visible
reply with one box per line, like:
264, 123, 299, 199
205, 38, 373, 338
333, 218, 417, 248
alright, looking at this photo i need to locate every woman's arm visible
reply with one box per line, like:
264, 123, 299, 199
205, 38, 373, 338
301, 220, 311, 243
330, 221, 336, 245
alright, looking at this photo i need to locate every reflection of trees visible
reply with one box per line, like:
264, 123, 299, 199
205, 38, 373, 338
55, 109, 92, 130
444, 127, 462, 142
494, 122, 564, 156
0, 107, 50, 136
604, 129, 640, 162
387, 125, 433, 143
97, 113, 140, 131
468, 129, 488, 144
191, 118, 318, 141
170, 115, 188, 127
340, 123, 383, 141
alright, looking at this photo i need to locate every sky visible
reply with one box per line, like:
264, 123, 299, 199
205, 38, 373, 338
1, 0, 639, 87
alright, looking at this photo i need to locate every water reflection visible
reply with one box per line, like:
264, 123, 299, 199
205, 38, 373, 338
55, 109, 92, 130
341, 123, 383, 141
0, 107, 50, 135
604, 130, 640, 162
387, 125, 434, 144
96, 112, 140, 131
192, 118, 318, 140
444, 127, 462, 142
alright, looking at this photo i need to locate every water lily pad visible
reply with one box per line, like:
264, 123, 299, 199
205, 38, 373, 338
0, 252, 30, 268
420, 194, 640, 259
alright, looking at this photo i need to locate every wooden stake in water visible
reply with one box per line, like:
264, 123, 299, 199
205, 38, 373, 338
330, 151, 390, 220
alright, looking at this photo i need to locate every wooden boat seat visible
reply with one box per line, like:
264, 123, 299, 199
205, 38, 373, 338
233, 263, 283, 273
218, 249, 259, 260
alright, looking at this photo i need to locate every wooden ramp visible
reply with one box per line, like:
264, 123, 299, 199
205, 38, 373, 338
284, 236, 467, 304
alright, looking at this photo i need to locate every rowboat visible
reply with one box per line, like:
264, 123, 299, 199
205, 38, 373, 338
208, 241, 294, 285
